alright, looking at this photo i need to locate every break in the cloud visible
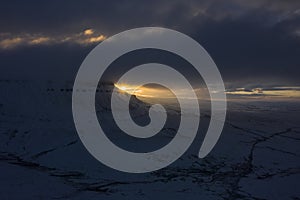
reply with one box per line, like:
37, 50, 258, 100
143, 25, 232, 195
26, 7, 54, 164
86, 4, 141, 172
226, 86, 300, 100
0, 29, 106, 49
113, 82, 300, 101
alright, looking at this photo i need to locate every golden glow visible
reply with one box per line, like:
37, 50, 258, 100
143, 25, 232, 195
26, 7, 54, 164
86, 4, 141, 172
0, 37, 23, 49
226, 87, 300, 99
0, 28, 106, 49
114, 83, 146, 96
83, 29, 94, 36
113, 83, 205, 105
29, 37, 50, 45
115, 84, 300, 100
119, 86, 127, 91
114, 83, 177, 99
115, 83, 300, 102
263, 90, 300, 98
88, 34, 106, 43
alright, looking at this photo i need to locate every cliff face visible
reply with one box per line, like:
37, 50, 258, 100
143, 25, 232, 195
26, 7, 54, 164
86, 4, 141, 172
0, 80, 299, 199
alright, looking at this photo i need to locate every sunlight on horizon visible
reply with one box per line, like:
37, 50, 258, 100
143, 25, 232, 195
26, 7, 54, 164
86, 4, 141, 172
114, 83, 300, 102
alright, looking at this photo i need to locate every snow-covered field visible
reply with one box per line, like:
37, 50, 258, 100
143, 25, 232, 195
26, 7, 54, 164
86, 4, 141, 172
0, 80, 299, 199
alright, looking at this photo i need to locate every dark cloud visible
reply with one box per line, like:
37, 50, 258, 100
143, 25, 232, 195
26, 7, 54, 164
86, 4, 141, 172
0, 0, 299, 87
192, 15, 300, 86
1, 0, 299, 34
0, 44, 92, 80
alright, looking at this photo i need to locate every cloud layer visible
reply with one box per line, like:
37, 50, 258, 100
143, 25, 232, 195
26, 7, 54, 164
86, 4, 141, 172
0, 0, 299, 92
0, 29, 106, 49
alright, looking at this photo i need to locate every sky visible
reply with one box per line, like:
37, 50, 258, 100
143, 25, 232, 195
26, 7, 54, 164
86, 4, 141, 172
0, 0, 300, 100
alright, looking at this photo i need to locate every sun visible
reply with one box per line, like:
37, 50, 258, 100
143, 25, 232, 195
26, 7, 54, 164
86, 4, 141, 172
118, 85, 127, 91
114, 83, 138, 94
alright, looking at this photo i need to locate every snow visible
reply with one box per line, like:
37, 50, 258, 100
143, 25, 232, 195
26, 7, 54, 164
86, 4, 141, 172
0, 80, 299, 199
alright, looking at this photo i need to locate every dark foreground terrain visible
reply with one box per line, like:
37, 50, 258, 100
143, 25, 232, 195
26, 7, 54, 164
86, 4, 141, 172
0, 80, 299, 199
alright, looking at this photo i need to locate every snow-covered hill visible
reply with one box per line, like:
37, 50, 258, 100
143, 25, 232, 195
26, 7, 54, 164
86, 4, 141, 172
0, 80, 299, 199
